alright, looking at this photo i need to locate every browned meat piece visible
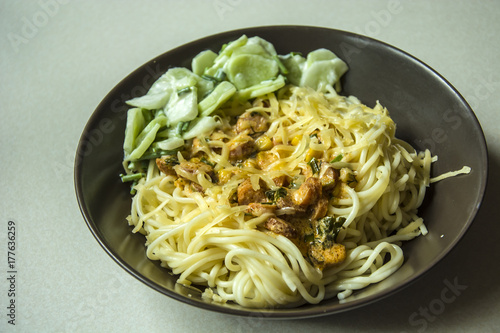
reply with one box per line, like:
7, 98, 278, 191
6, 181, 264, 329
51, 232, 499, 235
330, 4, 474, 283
179, 160, 212, 175
174, 178, 204, 193
237, 178, 267, 205
174, 178, 187, 189
339, 167, 358, 188
319, 164, 339, 190
299, 163, 314, 179
309, 196, 329, 220
263, 216, 297, 239
308, 242, 346, 269
235, 111, 269, 135
156, 155, 178, 176
273, 175, 290, 188
256, 151, 278, 169
275, 195, 307, 215
228, 134, 256, 161
175, 159, 215, 182
246, 202, 277, 216
292, 177, 322, 206
217, 168, 236, 185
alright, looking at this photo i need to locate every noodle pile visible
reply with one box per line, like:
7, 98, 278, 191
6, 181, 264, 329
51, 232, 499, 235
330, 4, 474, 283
126, 85, 461, 308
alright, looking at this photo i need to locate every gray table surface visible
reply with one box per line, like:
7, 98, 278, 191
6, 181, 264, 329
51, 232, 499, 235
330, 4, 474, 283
1, 1, 499, 332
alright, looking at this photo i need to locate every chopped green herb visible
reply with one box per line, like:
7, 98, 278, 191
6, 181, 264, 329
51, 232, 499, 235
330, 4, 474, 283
308, 157, 320, 174
331, 217, 346, 242
304, 233, 314, 243
340, 167, 358, 187
171, 121, 191, 137
153, 109, 165, 118
126, 160, 148, 173
202, 75, 219, 83
136, 148, 178, 161
181, 121, 190, 133
214, 68, 226, 81
177, 87, 191, 95
202, 69, 226, 83
130, 186, 137, 195
315, 216, 346, 246
200, 157, 215, 167
158, 154, 179, 166
265, 190, 275, 201
265, 187, 288, 203
330, 154, 343, 163
120, 173, 145, 183
273, 55, 289, 75
289, 176, 301, 189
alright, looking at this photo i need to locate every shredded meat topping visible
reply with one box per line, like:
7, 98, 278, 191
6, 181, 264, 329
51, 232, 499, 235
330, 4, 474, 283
154, 106, 355, 270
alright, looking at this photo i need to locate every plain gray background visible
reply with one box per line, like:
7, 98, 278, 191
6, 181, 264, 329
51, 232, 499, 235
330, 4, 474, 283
1, 1, 499, 332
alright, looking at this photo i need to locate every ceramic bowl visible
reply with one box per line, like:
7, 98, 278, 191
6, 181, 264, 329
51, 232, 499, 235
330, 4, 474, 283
74, 26, 488, 318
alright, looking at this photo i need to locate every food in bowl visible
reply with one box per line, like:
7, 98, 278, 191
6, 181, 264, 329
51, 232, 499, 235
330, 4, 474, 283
119, 35, 470, 308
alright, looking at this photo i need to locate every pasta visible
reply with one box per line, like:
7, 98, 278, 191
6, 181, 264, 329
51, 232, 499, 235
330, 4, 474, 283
124, 84, 469, 308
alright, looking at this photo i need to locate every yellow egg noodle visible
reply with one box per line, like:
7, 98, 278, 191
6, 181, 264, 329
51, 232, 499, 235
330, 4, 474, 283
124, 84, 470, 308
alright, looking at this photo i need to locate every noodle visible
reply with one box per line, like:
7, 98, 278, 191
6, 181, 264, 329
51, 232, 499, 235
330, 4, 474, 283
126, 85, 469, 308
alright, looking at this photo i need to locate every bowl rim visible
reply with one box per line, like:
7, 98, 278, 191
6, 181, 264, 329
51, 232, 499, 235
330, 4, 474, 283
74, 24, 489, 319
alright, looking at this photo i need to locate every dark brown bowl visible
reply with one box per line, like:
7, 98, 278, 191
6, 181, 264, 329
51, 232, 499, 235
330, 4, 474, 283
74, 26, 488, 318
